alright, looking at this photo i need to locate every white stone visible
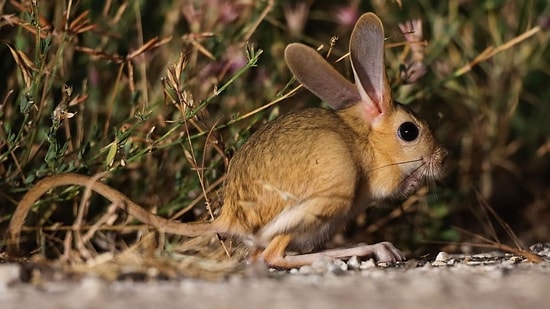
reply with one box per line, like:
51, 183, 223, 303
347, 256, 361, 270
435, 251, 450, 262
360, 259, 376, 270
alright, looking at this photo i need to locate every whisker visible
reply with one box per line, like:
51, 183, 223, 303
399, 161, 426, 186
372, 157, 424, 171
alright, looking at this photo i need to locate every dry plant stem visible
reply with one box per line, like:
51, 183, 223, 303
103, 64, 124, 137
488, 244, 543, 263
453, 188, 543, 264
448, 188, 542, 262
474, 189, 524, 250
20, 224, 153, 232
8, 173, 219, 254
217, 84, 302, 132
81, 204, 119, 251
62, 228, 74, 262
133, 1, 149, 110
242, 0, 274, 42
448, 233, 544, 264
180, 103, 232, 259
454, 26, 541, 77
72, 173, 107, 260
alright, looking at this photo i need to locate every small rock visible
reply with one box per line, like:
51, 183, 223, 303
347, 256, 361, 270
501, 259, 517, 268
472, 253, 488, 258
435, 251, 450, 262
327, 259, 348, 274
529, 243, 550, 258
360, 259, 376, 270
509, 256, 523, 263
431, 261, 447, 267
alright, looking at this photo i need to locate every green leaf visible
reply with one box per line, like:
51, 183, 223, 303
106, 137, 119, 168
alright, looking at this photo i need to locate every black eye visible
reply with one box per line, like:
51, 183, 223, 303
397, 122, 419, 142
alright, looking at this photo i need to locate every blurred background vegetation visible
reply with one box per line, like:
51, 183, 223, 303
0, 0, 549, 263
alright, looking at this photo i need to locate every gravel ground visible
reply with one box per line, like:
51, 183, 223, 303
1, 245, 549, 309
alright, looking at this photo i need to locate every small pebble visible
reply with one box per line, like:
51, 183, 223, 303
431, 261, 447, 267
501, 259, 516, 268
327, 259, 348, 274
347, 256, 361, 270
435, 251, 450, 262
360, 259, 376, 270
472, 253, 486, 258
529, 242, 550, 257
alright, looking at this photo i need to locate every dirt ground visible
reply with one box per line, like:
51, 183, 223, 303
1, 250, 549, 309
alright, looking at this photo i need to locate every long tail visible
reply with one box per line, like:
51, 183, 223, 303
8, 173, 217, 254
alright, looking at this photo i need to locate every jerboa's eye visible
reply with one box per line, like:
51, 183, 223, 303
397, 121, 419, 142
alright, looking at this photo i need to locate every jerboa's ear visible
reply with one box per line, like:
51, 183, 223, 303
285, 43, 360, 110
349, 12, 394, 120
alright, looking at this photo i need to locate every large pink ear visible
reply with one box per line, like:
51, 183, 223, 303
285, 43, 361, 110
349, 13, 394, 120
